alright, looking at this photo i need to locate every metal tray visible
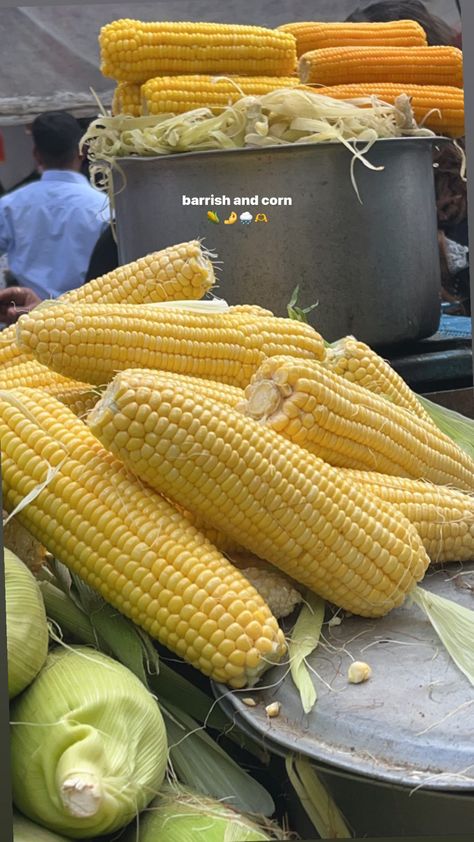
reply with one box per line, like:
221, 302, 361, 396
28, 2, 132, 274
213, 563, 474, 791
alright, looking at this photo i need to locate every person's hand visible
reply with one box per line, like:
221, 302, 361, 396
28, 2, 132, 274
0, 286, 41, 325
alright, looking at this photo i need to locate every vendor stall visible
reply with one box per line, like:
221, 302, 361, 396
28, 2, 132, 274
2, 5, 473, 841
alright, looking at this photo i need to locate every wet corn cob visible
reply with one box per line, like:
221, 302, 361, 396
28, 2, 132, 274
100, 19, 298, 83
141, 74, 303, 115
322, 336, 432, 421
0, 388, 286, 688
342, 469, 474, 564
240, 356, 474, 492
87, 370, 430, 618
0, 240, 216, 370
298, 45, 463, 88
278, 20, 428, 56
16, 303, 325, 388
315, 83, 464, 138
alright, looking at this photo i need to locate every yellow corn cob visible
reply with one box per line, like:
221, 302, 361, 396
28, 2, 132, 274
323, 336, 433, 421
342, 469, 474, 564
87, 370, 430, 618
0, 360, 89, 392
315, 83, 464, 138
238, 566, 303, 619
112, 82, 142, 116
142, 74, 303, 115
228, 304, 275, 317
17, 303, 325, 388
0, 359, 99, 417
51, 386, 100, 418
122, 370, 244, 554
0, 388, 286, 688
298, 46, 463, 88
100, 19, 298, 83
278, 20, 428, 56
240, 357, 474, 492
0, 240, 216, 370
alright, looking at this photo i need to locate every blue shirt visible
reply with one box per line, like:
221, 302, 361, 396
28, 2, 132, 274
0, 170, 110, 299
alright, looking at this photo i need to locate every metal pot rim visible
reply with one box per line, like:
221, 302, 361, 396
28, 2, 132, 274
113, 134, 449, 165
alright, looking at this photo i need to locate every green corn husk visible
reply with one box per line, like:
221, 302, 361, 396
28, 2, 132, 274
5, 548, 49, 699
13, 811, 71, 841
10, 646, 168, 839
121, 783, 286, 841
40, 570, 275, 814
417, 395, 474, 459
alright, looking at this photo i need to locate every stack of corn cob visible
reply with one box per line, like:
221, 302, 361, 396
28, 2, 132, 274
101, 18, 301, 118
2, 239, 474, 695
277, 20, 464, 137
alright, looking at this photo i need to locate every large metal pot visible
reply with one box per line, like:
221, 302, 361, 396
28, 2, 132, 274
114, 137, 442, 346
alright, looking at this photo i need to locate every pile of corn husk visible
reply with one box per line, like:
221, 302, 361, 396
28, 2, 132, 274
82, 88, 435, 198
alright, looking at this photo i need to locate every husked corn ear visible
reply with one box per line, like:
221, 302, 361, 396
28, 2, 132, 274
299, 46, 463, 88
132, 369, 245, 408
142, 74, 303, 115
65, 240, 216, 306
228, 304, 275, 317
323, 336, 432, 421
87, 371, 430, 618
342, 469, 474, 564
0, 359, 90, 393
0, 388, 286, 688
113, 82, 142, 116
278, 20, 428, 56
0, 240, 215, 373
240, 356, 474, 492
52, 386, 100, 418
0, 359, 98, 417
316, 83, 464, 138
17, 303, 325, 388
100, 19, 297, 83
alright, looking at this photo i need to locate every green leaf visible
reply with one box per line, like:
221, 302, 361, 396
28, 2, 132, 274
47, 564, 159, 686
288, 593, 325, 714
417, 395, 474, 459
287, 285, 319, 323
163, 702, 275, 817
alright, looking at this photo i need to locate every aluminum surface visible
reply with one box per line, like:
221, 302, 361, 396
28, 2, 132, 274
213, 562, 474, 791
114, 137, 442, 346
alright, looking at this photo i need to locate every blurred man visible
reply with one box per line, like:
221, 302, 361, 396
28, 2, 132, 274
0, 111, 109, 323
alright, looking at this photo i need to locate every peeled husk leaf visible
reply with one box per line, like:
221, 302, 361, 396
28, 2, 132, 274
417, 395, 474, 459
10, 646, 168, 838
285, 756, 352, 839
13, 811, 70, 841
288, 592, 325, 714
412, 586, 474, 685
5, 548, 49, 699
121, 783, 286, 841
